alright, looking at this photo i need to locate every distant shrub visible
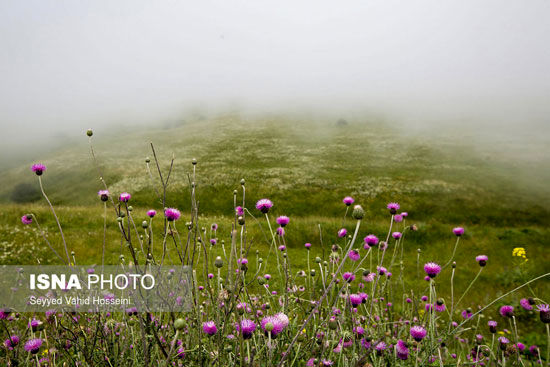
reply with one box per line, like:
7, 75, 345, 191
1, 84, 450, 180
336, 118, 348, 126
10, 182, 41, 203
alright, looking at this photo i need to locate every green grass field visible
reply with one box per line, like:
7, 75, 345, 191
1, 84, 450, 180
0, 114, 548, 345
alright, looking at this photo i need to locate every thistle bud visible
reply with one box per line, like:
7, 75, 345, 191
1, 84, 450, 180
174, 318, 185, 330
214, 256, 223, 268
352, 205, 364, 220
141, 221, 148, 229
86, 129, 93, 137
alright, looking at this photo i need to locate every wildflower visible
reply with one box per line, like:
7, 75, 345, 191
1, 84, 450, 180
375, 341, 387, 354
536, 304, 550, 323
520, 298, 533, 311
348, 249, 360, 261
21, 215, 33, 225
421, 295, 428, 302
255, 199, 273, 214
210, 239, 217, 246
4, 335, 19, 350
396, 340, 409, 360
498, 336, 509, 351
338, 228, 347, 237
453, 227, 464, 236
236, 319, 256, 339
235, 206, 244, 215
276, 216, 289, 227
475, 255, 488, 267
349, 294, 362, 307
147, 210, 156, 218
98, 190, 109, 202
263, 274, 271, 280
202, 321, 217, 336
261, 316, 284, 337
410, 326, 427, 341
321, 360, 334, 366
394, 214, 403, 222
364, 234, 379, 248
24, 338, 43, 354
29, 318, 43, 332
377, 266, 387, 275
512, 247, 528, 262
423, 262, 441, 278
499, 305, 514, 318
275, 313, 289, 328
352, 205, 364, 219
379, 241, 388, 250
435, 299, 446, 312
119, 192, 131, 202
304, 242, 311, 249
343, 196, 354, 206
276, 227, 285, 236
462, 309, 473, 319
164, 208, 181, 221
342, 272, 355, 282
488, 320, 498, 333
401, 212, 408, 217
529, 345, 539, 356
31, 163, 46, 176
211, 223, 218, 231
392, 232, 402, 240
387, 202, 400, 214
175, 347, 185, 359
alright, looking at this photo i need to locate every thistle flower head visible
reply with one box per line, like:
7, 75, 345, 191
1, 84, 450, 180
349, 294, 362, 307
21, 215, 33, 225
342, 272, 355, 282
164, 208, 181, 221
4, 335, 19, 350
119, 192, 131, 202
423, 262, 441, 278
304, 242, 311, 249
337, 228, 347, 238
410, 326, 427, 341
475, 255, 488, 266
276, 227, 285, 236
235, 206, 244, 216
488, 320, 498, 333
276, 216, 289, 227
31, 163, 46, 176
348, 249, 360, 261
520, 298, 533, 311
536, 304, 550, 323
98, 190, 109, 202
364, 234, 379, 248
499, 305, 514, 318
255, 199, 273, 214
392, 232, 402, 240
24, 338, 43, 354
343, 196, 354, 206
147, 209, 156, 218
236, 319, 256, 339
453, 227, 464, 236
261, 316, 284, 337
387, 202, 400, 214
396, 340, 409, 360
202, 321, 217, 335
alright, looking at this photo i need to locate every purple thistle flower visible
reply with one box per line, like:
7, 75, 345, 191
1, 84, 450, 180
387, 202, 400, 214
348, 249, 360, 261
98, 190, 109, 202
235, 206, 244, 216
394, 214, 403, 222
263, 273, 271, 280
421, 295, 428, 302
146, 209, 156, 218
475, 255, 488, 266
520, 298, 533, 311
488, 320, 498, 333
164, 208, 181, 221
304, 242, 312, 249
261, 316, 285, 337
392, 232, 402, 240
499, 305, 514, 318
453, 227, 464, 236
236, 319, 256, 339
342, 272, 355, 283
396, 340, 409, 360
276, 216, 290, 227
119, 192, 131, 202
401, 212, 408, 217
21, 215, 33, 225
321, 360, 334, 366
499, 336, 509, 350
364, 234, 379, 248
462, 309, 473, 319
4, 335, 19, 350
536, 304, 550, 323
377, 266, 387, 275
276, 227, 285, 236
434, 300, 446, 312
210, 239, 217, 246
343, 196, 354, 206
31, 163, 46, 176
529, 345, 539, 356
202, 321, 217, 335
338, 228, 347, 237
278, 245, 286, 251
176, 347, 185, 359
375, 341, 387, 354
211, 223, 218, 231
349, 294, 362, 307
410, 326, 427, 341
423, 262, 441, 278
255, 199, 273, 214
24, 338, 43, 354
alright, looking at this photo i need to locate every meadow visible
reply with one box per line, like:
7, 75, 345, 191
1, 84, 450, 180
0, 114, 548, 366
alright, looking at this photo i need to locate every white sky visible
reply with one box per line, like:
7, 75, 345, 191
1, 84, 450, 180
1, 0, 549, 153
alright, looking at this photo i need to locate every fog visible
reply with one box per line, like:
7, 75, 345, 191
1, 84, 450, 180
1, 0, 550, 163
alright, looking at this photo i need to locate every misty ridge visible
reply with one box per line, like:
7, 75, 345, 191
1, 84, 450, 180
1, 0, 549, 170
